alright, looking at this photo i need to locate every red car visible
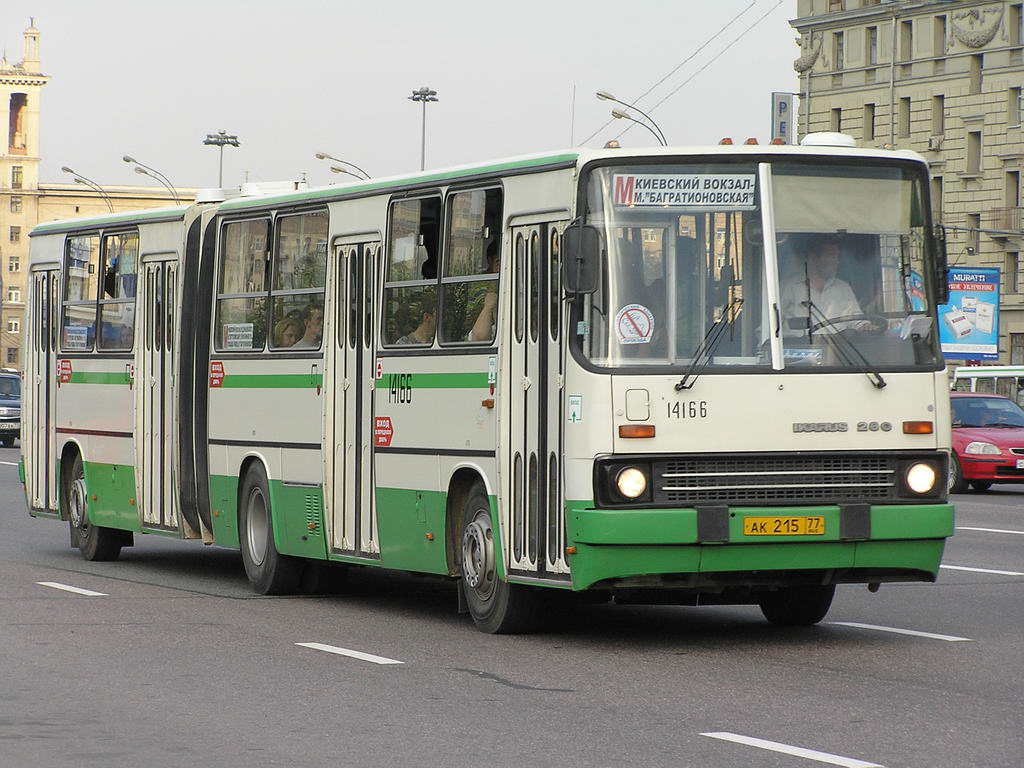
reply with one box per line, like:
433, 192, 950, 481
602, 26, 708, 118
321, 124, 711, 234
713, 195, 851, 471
949, 392, 1024, 493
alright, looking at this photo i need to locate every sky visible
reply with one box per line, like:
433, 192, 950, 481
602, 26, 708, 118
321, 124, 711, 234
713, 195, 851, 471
1, 1, 800, 192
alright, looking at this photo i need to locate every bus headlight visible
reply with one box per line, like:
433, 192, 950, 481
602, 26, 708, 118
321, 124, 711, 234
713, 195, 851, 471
964, 441, 1000, 455
905, 462, 938, 494
615, 467, 648, 500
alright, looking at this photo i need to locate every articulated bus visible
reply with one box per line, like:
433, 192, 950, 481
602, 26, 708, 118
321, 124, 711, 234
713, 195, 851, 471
20, 137, 955, 633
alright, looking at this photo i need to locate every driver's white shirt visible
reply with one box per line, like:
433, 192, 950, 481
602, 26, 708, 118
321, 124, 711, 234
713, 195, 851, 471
780, 276, 864, 335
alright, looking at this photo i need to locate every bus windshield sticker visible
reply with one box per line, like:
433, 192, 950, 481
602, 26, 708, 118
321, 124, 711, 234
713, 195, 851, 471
613, 173, 756, 209
568, 394, 583, 423
615, 304, 654, 345
222, 323, 254, 349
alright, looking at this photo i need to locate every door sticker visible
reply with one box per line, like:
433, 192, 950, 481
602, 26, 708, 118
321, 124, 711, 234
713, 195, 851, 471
568, 394, 583, 423
615, 304, 654, 345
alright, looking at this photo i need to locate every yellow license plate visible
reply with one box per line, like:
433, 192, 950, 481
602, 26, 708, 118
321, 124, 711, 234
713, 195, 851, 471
743, 516, 826, 536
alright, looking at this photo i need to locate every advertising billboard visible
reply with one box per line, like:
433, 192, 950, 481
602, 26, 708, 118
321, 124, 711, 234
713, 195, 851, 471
938, 267, 1000, 361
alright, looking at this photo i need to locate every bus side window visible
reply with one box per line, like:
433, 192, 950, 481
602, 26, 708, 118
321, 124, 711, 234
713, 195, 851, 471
269, 211, 328, 350
382, 197, 441, 346
98, 231, 138, 351
214, 219, 270, 352
439, 187, 502, 345
61, 234, 100, 352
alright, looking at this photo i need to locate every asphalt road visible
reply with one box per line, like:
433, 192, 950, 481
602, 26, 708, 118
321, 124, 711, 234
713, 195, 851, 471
1, 441, 1021, 768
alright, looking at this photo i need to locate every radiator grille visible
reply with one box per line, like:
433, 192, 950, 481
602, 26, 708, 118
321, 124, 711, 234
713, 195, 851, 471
654, 454, 898, 506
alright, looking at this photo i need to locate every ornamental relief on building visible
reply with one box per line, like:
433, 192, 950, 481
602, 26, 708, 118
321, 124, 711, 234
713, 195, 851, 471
794, 31, 823, 73
951, 5, 1004, 49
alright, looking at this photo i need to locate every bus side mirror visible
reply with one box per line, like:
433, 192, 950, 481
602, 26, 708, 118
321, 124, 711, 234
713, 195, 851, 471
562, 224, 600, 295
934, 225, 949, 305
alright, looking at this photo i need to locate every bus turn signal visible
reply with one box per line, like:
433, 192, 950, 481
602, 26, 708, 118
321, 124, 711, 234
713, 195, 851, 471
619, 424, 655, 438
903, 421, 933, 434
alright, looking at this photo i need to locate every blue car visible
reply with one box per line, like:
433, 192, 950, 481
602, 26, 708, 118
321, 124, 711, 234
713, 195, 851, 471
0, 369, 20, 448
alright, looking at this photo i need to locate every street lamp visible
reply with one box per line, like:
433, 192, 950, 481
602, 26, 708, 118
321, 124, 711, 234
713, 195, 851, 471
408, 86, 439, 171
596, 90, 667, 146
314, 152, 370, 179
610, 109, 666, 147
61, 166, 114, 212
122, 155, 180, 203
329, 165, 370, 182
203, 130, 240, 187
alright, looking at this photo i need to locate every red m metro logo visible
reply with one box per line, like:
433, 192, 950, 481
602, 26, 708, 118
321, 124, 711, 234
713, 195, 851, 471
614, 175, 635, 205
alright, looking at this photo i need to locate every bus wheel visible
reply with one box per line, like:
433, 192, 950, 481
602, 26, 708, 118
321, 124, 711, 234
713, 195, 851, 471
949, 455, 968, 494
239, 465, 302, 595
460, 484, 539, 634
66, 454, 122, 562
757, 585, 835, 626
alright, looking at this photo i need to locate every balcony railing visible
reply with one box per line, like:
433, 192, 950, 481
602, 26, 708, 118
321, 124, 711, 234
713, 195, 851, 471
988, 207, 1023, 233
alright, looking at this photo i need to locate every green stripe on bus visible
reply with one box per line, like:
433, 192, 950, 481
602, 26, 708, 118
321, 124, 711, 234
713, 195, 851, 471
31, 206, 188, 235
220, 152, 579, 211
220, 374, 324, 389
68, 372, 132, 385
374, 372, 489, 389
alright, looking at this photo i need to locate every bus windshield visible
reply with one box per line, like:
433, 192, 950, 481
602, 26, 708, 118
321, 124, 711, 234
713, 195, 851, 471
574, 159, 941, 372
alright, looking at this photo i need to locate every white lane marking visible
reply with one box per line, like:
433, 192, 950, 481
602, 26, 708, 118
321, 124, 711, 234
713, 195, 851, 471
941, 564, 1024, 576
829, 622, 971, 642
0, 460, 18, 466
701, 732, 883, 768
956, 526, 1024, 536
37, 581, 107, 597
295, 642, 403, 665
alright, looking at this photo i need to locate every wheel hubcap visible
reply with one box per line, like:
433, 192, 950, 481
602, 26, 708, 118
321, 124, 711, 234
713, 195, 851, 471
246, 487, 269, 567
462, 509, 495, 601
69, 475, 88, 531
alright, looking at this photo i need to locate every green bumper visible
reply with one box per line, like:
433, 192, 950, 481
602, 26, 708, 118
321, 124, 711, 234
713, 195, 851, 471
566, 502, 954, 591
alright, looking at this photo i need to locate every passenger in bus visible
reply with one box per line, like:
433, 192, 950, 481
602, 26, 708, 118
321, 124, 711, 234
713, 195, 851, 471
467, 240, 499, 342
274, 317, 303, 348
396, 305, 436, 345
291, 303, 324, 348
780, 235, 878, 335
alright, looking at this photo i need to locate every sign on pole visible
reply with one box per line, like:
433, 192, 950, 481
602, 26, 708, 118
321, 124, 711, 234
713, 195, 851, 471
771, 92, 795, 144
938, 267, 1000, 361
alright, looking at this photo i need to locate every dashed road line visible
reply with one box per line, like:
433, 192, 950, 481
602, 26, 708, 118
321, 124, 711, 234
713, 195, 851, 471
956, 526, 1024, 536
829, 622, 971, 642
37, 581, 107, 597
701, 732, 883, 767
0, 460, 18, 466
295, 642, 403, 665
941, 564, 1024, 576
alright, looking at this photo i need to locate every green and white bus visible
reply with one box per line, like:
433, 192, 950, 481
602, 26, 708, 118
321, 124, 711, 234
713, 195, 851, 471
951, 365, 1024, 404
20, 137, 955, 632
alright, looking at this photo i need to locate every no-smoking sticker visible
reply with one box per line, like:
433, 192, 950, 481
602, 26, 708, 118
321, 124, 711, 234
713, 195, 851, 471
615, 304, 655, 345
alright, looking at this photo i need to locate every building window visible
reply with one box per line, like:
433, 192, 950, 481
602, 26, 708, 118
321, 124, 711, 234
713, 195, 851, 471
966, 131, 982, 174
9, 226, 20, 243
1012, 333, 1024, 365
9, 196, 21, 213
833, 31, 844, 69
863, 103, 876, 141
6, 318, 19, 334
11, 166, 23, 189
1006, 253, 1021, 294
1007, 171, 1021, 209
932, 176, 943, 222
830, 107, 842, 132
1009, 87, 1022, 126
967, 213, 981, 254
829, 0, 845, 11
932, 95, 944, 136
5, 348, 16, 366
7, 255, 19, 273
866, 26, 878, 65
898, 98, 911, 138
900, 20, 914, 61
933, 16, 947, 56
1010, 5, 1022, 46
6, 287, 20, 304
969, 55, 982, 95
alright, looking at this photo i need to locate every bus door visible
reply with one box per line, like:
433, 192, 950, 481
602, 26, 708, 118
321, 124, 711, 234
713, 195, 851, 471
27, 266, 59, 513
327, 240, 381, 557
507, 221, 569, 577
137, 257, 179, 530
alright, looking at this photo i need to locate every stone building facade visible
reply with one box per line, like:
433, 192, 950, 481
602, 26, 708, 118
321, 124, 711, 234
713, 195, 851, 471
791, 0, 1024, 362
1, 22, 186, 371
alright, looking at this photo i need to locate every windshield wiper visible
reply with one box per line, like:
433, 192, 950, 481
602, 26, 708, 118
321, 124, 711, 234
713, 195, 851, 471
801, 301, 886, 390
675, 298, 743, 391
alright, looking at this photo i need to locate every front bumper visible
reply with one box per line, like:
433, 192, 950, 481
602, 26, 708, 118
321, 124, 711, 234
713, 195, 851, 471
960, 455, 1024, 483
566, 502, 954, 591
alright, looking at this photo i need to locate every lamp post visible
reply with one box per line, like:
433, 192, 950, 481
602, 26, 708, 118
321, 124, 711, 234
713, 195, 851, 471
314, 152, 370, 179
610, 109, 666, 146
122, 155, 180, 203
329, 166, 369, 182
408, 86, 439, 171
203, 130, 240, 187
61, 166, 114, 212
596, 90, 667, 146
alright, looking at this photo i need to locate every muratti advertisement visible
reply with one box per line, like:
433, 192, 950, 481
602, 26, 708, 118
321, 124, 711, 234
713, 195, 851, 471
938, 267, 1000, 361
613, 174, 756, 209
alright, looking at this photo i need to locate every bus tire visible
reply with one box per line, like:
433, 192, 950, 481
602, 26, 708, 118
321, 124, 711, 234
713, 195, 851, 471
949, 455, 968, 494
66, 453, 122, 562
0, 435, 14, 447
239, 464, 302, 595
758, 585, 835, 626
460, 484, 540, 634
